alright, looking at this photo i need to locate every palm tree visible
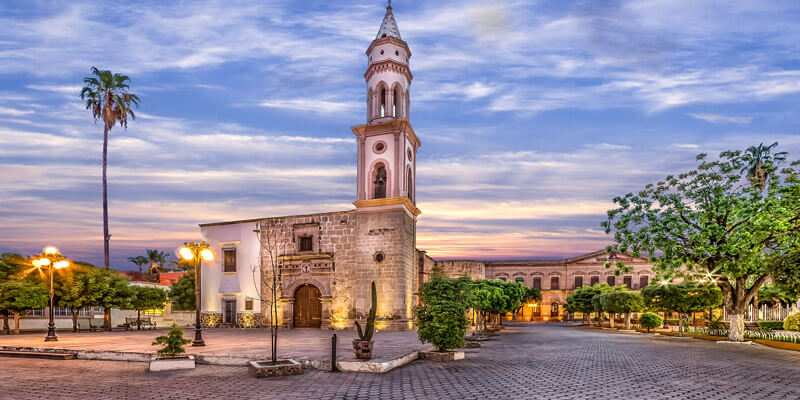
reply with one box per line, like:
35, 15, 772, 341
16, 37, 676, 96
145, 249, 169, 275
80, 67, 140, 269
740, 142, 788, 190
127, 256, 148, 276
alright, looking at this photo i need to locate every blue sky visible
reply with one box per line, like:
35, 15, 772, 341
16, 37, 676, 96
1, 0, 799, 269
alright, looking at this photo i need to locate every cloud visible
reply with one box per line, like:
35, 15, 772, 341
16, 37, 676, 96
687, 113, 753, 124
0, 106, 34, 116
258, 98, 361, 114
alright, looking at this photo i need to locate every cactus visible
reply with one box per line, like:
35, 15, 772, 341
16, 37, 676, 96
355, 281, 377, 341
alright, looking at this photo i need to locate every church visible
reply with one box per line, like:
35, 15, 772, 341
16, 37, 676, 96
197, 4, 656, 330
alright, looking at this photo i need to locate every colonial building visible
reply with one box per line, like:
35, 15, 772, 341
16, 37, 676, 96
427, 250, 656, 321
196, 5, 656, 329
199, 4, 419, 330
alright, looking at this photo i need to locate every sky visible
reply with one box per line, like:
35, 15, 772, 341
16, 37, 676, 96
1, 0, 799, 270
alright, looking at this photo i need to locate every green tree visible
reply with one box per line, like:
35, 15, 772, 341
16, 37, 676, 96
598, 290, 645, 330
169, 271, 195, 311
639, 312, 663, 333
642, 283, 722, 335
87, 268, 133, 330
152, 324, 192, 357
55, 264, 100, 332
591, 285, 626, 328
80, 66, 140, 270
128, 286, 167, 330
0, 281, 48, 334
145, 249, 170, 275
566, 284, 607, 325
603, 146, 800, 341
127, 256, 148, 276
415, 273, 470, 351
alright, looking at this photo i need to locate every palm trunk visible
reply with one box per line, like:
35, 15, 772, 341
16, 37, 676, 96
103, 124, 110, 269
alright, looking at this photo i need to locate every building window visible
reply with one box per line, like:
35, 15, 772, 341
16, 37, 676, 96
223, 248, 237, 272
550, 302, 559, 317
245, 299, 254, 311
623, 275, 632, 289
393, 86, 400, 117
407, 169, 414, 203
532, 276, 541, 289
515, 277, 524, 283
380, 87, 386, 117
299, 236, 313, 252
640, 275, 649, 288
574, 276, 583, 288
550, 276, 559, 290
498, 276, 507, 281
373, 252, 385, 263
590, 275, 599, 285
373, 164, 387, 199
607, 275, 615, 286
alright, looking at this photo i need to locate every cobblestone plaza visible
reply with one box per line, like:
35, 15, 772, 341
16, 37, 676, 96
3, 324, 799, 400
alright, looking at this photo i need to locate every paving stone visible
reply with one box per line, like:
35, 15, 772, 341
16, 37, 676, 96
1, 323, 799, 399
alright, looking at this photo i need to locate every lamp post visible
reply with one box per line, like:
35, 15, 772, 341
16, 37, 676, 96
32, 246, 70, 342
180, 242, 213, 347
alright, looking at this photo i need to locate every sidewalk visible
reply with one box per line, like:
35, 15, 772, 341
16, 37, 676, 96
0, 328, 431, 371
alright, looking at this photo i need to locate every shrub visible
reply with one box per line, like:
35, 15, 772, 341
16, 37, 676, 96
639, 312, 663, 332
152, 323, 192, 357
784, 313, 800, 331
756, 321, 785, 332
415, 273, 470, 351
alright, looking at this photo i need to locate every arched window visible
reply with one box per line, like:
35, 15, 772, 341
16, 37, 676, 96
380, 87, 386, 117
367, 88, 373, 120
407, 169, 413, 203
373, 164, 387, 199
393, 86, 402, 117
550, 302, 559, 317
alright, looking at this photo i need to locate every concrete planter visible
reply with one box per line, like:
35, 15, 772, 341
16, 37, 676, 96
148, 355, 195, 372
248, 359, 303, 378
420, 351, 465, 361
352, 340, 374, 359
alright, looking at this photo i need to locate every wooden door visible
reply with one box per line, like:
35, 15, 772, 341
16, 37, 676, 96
224, 300, 236, 324
293, 284, 322, 328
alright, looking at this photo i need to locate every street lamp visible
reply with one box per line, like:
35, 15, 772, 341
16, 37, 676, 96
179, 242, 213, 346
33, 246, 70, 342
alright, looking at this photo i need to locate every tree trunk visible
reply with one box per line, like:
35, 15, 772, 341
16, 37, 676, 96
102, 125, 110, 269
137, 310, 141, 330
2, 311, 9, 334
71, 310, 79, 333
609, 313, 615, 328
13, 312, 20, 335
728, 313, 745, 342
104, 307, 112, 331
624, 312, 631, 330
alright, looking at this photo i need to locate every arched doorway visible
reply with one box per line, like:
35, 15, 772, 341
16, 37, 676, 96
293, 284, 322, 328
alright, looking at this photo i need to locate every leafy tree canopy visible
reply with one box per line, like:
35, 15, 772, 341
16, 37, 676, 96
0, 280, 48, 314
641, 282, 722, 314
599, 290, 645, 314
129, 286, 168, 311
169, 271, 195, 311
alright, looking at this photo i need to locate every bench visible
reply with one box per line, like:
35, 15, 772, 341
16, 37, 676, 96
125, 317, 157, 330
76, 318, 101, 332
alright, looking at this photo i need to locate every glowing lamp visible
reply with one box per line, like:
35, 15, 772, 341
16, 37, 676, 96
660, 280, 669, 285
38, 258, 51, 266
200, 249, 214, 261
179, 247, 194, 261
44, 246, 59, 255
54, 260, 70, 269
32, 259, 42, 268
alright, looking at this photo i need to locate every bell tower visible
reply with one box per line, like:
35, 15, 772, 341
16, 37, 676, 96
353, 3, 420, 218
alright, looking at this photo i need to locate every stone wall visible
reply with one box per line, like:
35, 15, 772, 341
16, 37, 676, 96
430, 260, 487, 282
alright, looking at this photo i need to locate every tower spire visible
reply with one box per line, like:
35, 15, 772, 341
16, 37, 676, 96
376, 2, 401, 40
